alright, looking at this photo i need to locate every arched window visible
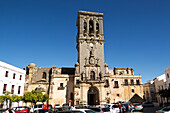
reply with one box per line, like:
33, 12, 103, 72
42, 72, 46, 79
125, 79, 128, 85
99, 73, 102, 80
89, 20, 94, 35
105, 79, 109, 87
136, 79, 140, 85
167, 73, 169, 78
84, 21, 87, 36
131, 79, 134, 85
96, 23, 99, 36
90, 71, 95, 80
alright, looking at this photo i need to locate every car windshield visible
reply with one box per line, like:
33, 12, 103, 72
162, 107, 170, 111
112, 105, 119, 108
134, 104, 141, 106
102, 108, 110, 112
89, 108, 101, 112
85, 110, 95, 113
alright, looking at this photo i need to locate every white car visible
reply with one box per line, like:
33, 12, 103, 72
73, 109, 96, 113
109, 104, 119, 113
55, 104, 61, 108
30, 104, 45, 113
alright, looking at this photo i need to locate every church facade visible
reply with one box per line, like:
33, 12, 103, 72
25, 11, 143, 106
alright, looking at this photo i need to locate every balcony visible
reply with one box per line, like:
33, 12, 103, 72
58, 87, 65, 90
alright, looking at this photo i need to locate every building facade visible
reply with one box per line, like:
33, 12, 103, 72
143, 80, 156, 102
153, 74, 166, 106
165, 66, 170, 89
25, 11, 143, 106
0, 61, 26, 108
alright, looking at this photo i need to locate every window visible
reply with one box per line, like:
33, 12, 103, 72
42, 72, 46, 79
96, 23, 99, 36
132, 89, 134, 93
90, 71, 95, 80
13, 73, 16, 79
5, 71, 8, 77
167, 73, 169, 78
125, 79, 128, 85
3, 84, 7, 94
11, 85, 14, 94
105, 79, 109, 87
99, 73, 102, 80
114, 81, 119, 88
76, 80, 80, 84
136, 80, 140, 85
18, 86, 21, 94
20, 75, 22, 80
84, 21, 87, 36
131, 79, 134, 85
89, 20, 94, 35
60, 83, 63, 87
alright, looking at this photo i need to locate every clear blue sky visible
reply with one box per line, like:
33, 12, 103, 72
0, 0, 170, 83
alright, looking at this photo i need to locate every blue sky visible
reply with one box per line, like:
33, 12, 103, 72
0, 0, 170, 83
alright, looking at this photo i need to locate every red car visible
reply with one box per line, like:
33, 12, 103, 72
13, 106, 30, 113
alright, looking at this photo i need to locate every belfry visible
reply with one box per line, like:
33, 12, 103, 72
25, 11, 143, 106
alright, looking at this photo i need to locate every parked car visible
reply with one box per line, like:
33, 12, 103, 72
142, 102, 154, 107
87, 107, 102, 113
34, 109, 53, 113
156, 107, 170, 113
73, 109, 96, 113
12, 106, 30, 113
133, 104, 143, 111
111, 104, 119, 113
57, 110, 84, 113
55, 104, 61, 108
30, 104, 47, 112
0, 109, 14, 113
100, 107, 110, 113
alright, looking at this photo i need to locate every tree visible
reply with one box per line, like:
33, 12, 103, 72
23, 90, 49, 105
23, 91, 33, 104
41, 94, 49, 104
158, 88, 170, 103
11, 95, 22, 107
0, 91, 12, 107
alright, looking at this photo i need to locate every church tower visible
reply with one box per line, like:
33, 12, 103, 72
74, 11, 109, 105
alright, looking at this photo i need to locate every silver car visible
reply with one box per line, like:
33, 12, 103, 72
133, 104, 143, 111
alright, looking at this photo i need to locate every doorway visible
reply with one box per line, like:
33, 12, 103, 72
88, 87, 99, 105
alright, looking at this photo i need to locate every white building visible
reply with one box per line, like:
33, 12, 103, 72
165, 66, 170, 89
153, 74, 166, 106
0, 61, 25, 108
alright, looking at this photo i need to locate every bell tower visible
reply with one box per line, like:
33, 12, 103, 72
74, 11, 109, 105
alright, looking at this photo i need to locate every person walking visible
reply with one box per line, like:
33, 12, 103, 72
122, 105, 126, 113
130, 103, 134, 113
118, 103, 122, 113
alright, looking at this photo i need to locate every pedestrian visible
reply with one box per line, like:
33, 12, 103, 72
118, 103, 122, 113
122, 105, 126, 113
130, 103, 134, 113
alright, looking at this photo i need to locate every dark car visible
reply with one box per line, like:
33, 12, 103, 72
142, 102, 154, 107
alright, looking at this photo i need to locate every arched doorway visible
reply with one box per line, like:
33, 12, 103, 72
88, 87, 99, 105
